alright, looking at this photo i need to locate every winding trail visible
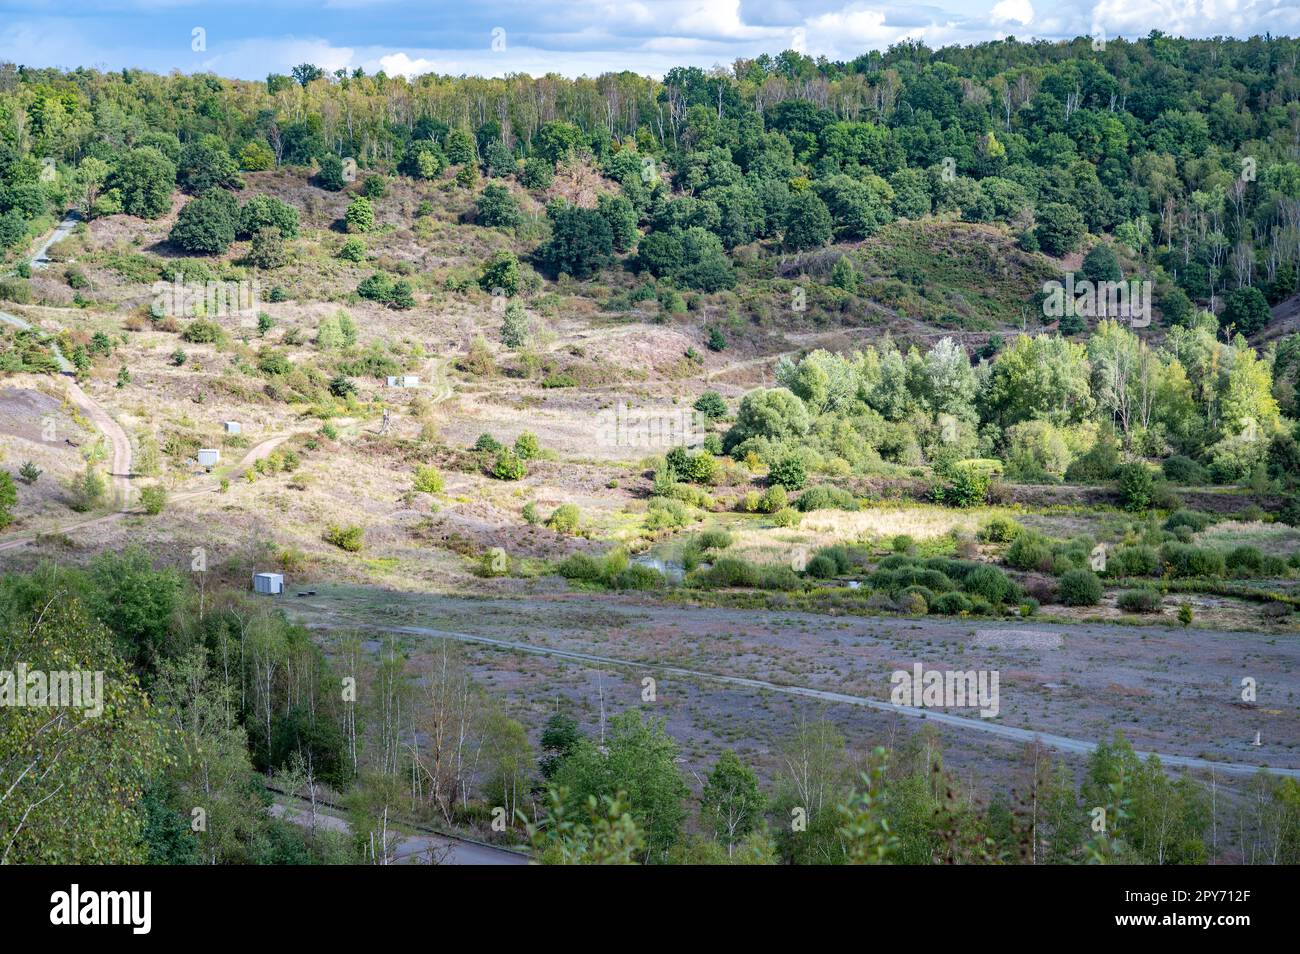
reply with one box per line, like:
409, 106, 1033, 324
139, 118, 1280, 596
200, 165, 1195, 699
363, 622, 1300, 782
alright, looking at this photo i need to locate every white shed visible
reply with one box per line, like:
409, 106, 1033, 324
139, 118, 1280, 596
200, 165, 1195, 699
197, 448, 220, 469
253, 572, 284, 595
223, 421, 241, 434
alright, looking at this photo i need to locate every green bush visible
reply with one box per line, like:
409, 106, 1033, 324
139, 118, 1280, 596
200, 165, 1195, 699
558, 553, 604, 582
514, 431, 541, 460
1058, 568, 1103, 605
413, 465, 445, 494
697, 529, 733, 550
804, 555, 838, 579
1116, 463, 1154, 512
324, 524, 365, 552
768, 454, 807, 491
138, 485, 167, 515
1117, 588, 1162, 613
770, 507, 800, 528
474, 433, 502, 452
1164, 509, 1210, 533
547, 504, 580, 534
758, 484, 788, 514
1005, 532, 1053, 572
978, 517, 1022, 543
930, 591, 973, 615
938, 463, 989, 508
698, 557, 759, 588
1162, 455, 1208, 485
1108, 544, 1159, 577
613, 564, 665, 590
794, 485, 856, 512
1225, 545, 1265, 578
963, 564, 1015, 604
1159, 542, 1226, 578
491, 451, 527, 481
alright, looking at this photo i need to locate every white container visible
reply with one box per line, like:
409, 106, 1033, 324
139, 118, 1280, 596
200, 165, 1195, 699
223, 421, 241, 434
197, 448, 220, 468
253, 572, 284, 595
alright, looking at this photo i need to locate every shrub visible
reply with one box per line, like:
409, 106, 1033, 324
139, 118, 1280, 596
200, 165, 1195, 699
491, 451, 526, 481
963, 565, 1015, 604
558, 553, 604, 582
1162, 455, 1208, 485
138, 485, 167, 515
978, 517, 1022, 543
1225, 545, 1265, 578
805, 555, 838, 579
1117, 588, 1162, 613
474, 433, 502, 453
758, 485, 788, 514
794, 485, 856, 512
339, 236, 366, 262
181, 319, 223, 343
613, 564, 666, 590
1058, 568, 1103, 605
1164, 509, 1210, 533
699, 557, 759, 588
1108, 545, 1159, 577
900, 590, 929, 614
412, 465, 444, 494
1005, 532, 1053, 572
324, 524, 364, 552
17, 461, 41, 485
1116, 463, 1154, 512
892, 534, 914, 553
694, 391, 727, 420
938, 463, 989, 508
697, 529, 733, 550
930, 591, 973, 615
514, 431, 541, 460
68, 466, 106, 512
1159, 542, 1225, 578
547, 504, 580, 534
1178, 603, 1194, 626
344, 197, 375, 233
768, 454, 807, 491
770, 507, 800, 527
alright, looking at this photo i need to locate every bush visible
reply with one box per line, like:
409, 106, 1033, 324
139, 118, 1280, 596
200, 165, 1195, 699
558, 553, 604, 582
930, 591, 973, 615
1117, 588, 1162, 613
1162, 455, 1208, 485
613, 564, 666, 591
1164, 509, 1210, 533
412, 465, 444, 494
138, 485, 167, 515
963, 565, 1015, 604
491, 451, 526, 481
547, 504, 580, 534
938, 463, 989, 508
768, 454, 807, 491
344, 197, 375, 233
1108, 544, 1159, 577
474, 433, 502, 453
770, 507, 800, 528
1005, 532, 1053, 572
514, 431, 541, 460
181, 319, 223, 343
68, 466, 106, 512
1225, 545, 1265, 578
339, 236, 366, 262
698, 557, 759, 588
324, 524, 365, 552
805, 555, 838, 579
758, 485, 788, 514
1159, 542, 1226, 578
1116, 463, 1155, 512
978, 517, 1022, 543
697, 529, 733, 550
794, 485, 856, 512
694, 391, 727, 420
1058, 568, 1103, 605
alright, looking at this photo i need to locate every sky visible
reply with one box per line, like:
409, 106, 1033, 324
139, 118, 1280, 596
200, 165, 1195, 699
0, 0, 1295, 81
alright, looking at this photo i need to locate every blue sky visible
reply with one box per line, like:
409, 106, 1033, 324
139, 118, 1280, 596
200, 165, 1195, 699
0, 1, 1294, 80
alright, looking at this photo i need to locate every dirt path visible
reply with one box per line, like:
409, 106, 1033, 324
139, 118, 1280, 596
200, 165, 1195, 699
269, 799, 527, 865
62, 377, 132, 509
29, 211, 80, 271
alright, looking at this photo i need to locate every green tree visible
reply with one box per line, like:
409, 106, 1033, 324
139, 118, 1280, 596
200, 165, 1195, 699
782, 189, 833, 250
701, 751, 764, 855
113, 147, 177, 219
1035, 202, 1087, 256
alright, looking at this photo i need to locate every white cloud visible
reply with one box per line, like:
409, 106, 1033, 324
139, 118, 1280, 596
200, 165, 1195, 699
991, 0, 1036, 26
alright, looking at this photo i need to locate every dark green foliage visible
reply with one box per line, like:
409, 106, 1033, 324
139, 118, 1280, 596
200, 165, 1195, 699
782, 190, 832, 250
1221, 286, 1270, 336
767, 454, 807, 491
114, 147, 177, 219
315, 155, 347, 191
477, 182, 520, 228
539, 204, 613, 278
169, 190, 238, 254
1116, 463, 1154, 512
1159, 542, 1226, 578
1080, 243, 1122, 283
1058, 568, 1103, 606
1035, 202, 1086, 256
